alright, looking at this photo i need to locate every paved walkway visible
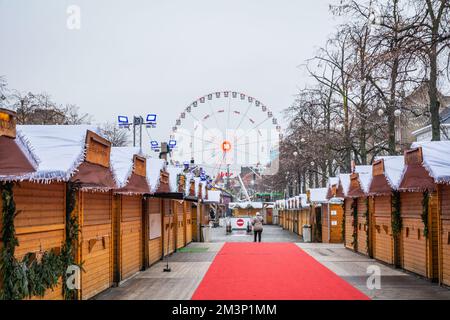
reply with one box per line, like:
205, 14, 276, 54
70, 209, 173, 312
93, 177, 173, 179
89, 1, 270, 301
96, 225, 450, 300
209, 224, 301, 243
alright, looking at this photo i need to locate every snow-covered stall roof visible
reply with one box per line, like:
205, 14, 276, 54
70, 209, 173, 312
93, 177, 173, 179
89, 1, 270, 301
309, 188, 328, 203
411, 141, 450, 184
358, 172, 373, 194
166, 165, 184, 193
328, 177, 339, 187
110, 147, 141, 188
8, 125, 97, 182
194, 177, 201, 197
206, 190, 221, 203
146, 157, 166, 193
354, 165, 372, 174
299, 194, 309, 208
201, 181, 207, 199
374, 156, 405, 190
338, 173, 352, 196
229, 202, 263, 209
184, 172, 194, 196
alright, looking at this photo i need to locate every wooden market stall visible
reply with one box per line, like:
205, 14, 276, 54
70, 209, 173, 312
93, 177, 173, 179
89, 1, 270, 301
296, 194, 309, 238
337, 173, 356, 250
1, 125, 116, 300
346, 166, 373, 256
70, 130, 117, 300
323, 177, 344, 244
308, 188, 329, 242
167, 166, 187, 250
368, 156, 404, 266
110, 147, 149, 284
143, 158, 167, 266
398, 142, 449, 281
398, 146, 438, 279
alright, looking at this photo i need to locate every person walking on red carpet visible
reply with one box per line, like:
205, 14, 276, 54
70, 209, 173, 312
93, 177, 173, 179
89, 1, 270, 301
252, 212, 264, 242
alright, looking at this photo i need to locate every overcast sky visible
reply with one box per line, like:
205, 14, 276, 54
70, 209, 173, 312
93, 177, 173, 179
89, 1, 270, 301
0, 0, 340, 148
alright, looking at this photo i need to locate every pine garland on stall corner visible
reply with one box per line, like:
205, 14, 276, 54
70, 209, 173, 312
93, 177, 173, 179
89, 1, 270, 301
61, 181, 82, 300
391, 191, 402, 237
421, 191, 429, 238
351, 199, 358, 251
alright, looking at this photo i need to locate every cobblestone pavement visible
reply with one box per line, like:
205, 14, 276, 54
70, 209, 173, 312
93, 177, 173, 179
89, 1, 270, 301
95, 225, 450, 300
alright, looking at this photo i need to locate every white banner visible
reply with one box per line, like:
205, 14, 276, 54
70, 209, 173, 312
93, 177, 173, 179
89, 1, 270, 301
149, 213, 162, 239
230, 217, 252, 230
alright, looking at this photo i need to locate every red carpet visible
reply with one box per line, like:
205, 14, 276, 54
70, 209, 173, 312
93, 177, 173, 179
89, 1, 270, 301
192, 243, 369, 300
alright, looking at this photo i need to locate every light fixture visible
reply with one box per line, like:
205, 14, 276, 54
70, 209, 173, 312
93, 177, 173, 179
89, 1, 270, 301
118, 115, 129, 124
169, 140, 177, 147
146, 114, 157, 122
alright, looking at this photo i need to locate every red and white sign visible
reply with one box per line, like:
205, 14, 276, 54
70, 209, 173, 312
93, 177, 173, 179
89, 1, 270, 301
230, 217, 251, 230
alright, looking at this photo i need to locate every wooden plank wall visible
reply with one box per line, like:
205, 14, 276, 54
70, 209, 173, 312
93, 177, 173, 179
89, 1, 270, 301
12, 182, 65, 300
322, 204, 329, 243
191, 205, 198, 242
185, 202, 192, 244
400, 192, 427, 277
175, 201, 185, 249
147, 198, 162, 266
357, 197, 369, 255
441, 185, 450, 286
373, 196, 394, 265
120, 195, 143, 281
344, 199, 354, 250
80, 191, 113, 300
163, 199, 175, 255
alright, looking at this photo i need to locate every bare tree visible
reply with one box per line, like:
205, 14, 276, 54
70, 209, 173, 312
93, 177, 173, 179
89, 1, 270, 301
413, 0, 450, 140
98, 122, 130, 147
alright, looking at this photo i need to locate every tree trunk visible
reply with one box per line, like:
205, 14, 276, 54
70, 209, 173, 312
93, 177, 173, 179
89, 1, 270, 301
429, 43, 440, 141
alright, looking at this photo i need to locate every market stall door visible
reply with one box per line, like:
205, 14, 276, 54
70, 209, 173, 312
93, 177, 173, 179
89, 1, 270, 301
120, 195, 143, 281
147, 198, 162, 266
356, 197, 369, 256
321, 204, 329, 243
185, 202, 193, 244
329, 204, 344, 244
293, 211, 298, 234
400, 192, 427, 277
12, 182, 65, 300
81, 191, 113, 300
163, 199, 175, 255
266, 209, 273, 224
373, 196, 394, 265
192, 206, 199, 242
175, 201, 185, 249
441, 185, 450, 286
344, 199, 354, 250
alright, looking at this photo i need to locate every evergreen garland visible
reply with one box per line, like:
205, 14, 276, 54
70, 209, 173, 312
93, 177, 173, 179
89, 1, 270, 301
60, 181, 82, 300
391, 191, 402, 236
421, 191, 429, 238
351, 199, 358, 251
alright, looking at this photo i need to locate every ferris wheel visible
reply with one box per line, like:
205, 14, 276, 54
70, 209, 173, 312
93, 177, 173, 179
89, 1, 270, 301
169, 91, 282, 185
